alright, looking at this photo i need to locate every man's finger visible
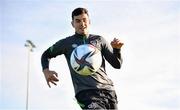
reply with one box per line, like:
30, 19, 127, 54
50, 75, 59, 81
47, 76, 59, 87
47, 81, 51, 88
53, 71, 58, 77
52, 77, 59, 81
50, 80, 57, 86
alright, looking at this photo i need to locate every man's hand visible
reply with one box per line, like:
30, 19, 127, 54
43, 69, 59, 88
111, 38, 124, 49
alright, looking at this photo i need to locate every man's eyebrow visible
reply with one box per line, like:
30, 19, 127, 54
74, 17, 87, 20
75, 18, 80, 20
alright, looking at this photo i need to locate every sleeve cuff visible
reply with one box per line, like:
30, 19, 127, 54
113, 48, 121, 53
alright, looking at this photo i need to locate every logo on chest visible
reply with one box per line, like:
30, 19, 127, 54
72, 44, 78, 48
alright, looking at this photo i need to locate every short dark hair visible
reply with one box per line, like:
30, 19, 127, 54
72, 7, 89, 20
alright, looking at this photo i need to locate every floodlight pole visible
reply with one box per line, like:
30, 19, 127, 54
25, 40, 36, 110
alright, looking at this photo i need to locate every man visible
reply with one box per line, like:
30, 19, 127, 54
41, 7, 124, 110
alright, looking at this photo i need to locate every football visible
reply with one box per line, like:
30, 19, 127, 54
70, 44, 102, 76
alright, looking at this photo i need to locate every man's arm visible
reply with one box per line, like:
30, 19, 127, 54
41, 49, 59, 88
111, 38, 124, 68
41, 39, 66, 87
101, 37, 124, 69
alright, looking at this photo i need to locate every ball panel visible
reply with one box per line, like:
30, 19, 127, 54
70, 44, 102, 76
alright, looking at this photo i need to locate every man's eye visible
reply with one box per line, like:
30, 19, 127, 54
83, 19, 87, 22
76, 20, 81, 23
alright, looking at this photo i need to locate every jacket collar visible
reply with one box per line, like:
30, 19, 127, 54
74, 32, 89, 39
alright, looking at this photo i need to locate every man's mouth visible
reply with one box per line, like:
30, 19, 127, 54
80, 27, 86, 31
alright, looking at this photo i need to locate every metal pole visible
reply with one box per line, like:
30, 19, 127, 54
26, 47, 30, 110
25, 40, 36, 110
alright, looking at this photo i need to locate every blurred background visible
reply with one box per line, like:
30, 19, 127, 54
1, 0, 180, 110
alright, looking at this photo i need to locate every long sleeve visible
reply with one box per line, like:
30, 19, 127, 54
41, 39, 67, 70
101, 37, 122, 69
41, 49, 51, 70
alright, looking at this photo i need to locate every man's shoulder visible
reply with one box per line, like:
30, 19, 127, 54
57, 35, 75, 42
64, 35, 74, 39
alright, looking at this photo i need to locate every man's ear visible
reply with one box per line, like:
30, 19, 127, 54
71, 21, 74, 27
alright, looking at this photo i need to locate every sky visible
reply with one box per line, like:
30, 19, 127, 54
1, 0, 180, 110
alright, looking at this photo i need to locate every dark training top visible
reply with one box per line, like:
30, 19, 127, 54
41, 33, 123, 95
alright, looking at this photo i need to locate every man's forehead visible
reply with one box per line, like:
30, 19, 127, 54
73, 14, 89, 20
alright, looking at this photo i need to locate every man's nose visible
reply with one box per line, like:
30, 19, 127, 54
80, 21, 85, 26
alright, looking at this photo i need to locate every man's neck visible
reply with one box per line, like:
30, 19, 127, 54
75, 32, 89, 38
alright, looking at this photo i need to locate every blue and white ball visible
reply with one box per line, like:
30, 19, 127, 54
70, 44, 102, 76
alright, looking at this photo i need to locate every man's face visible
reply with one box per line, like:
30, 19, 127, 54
72, 13, 90, 36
